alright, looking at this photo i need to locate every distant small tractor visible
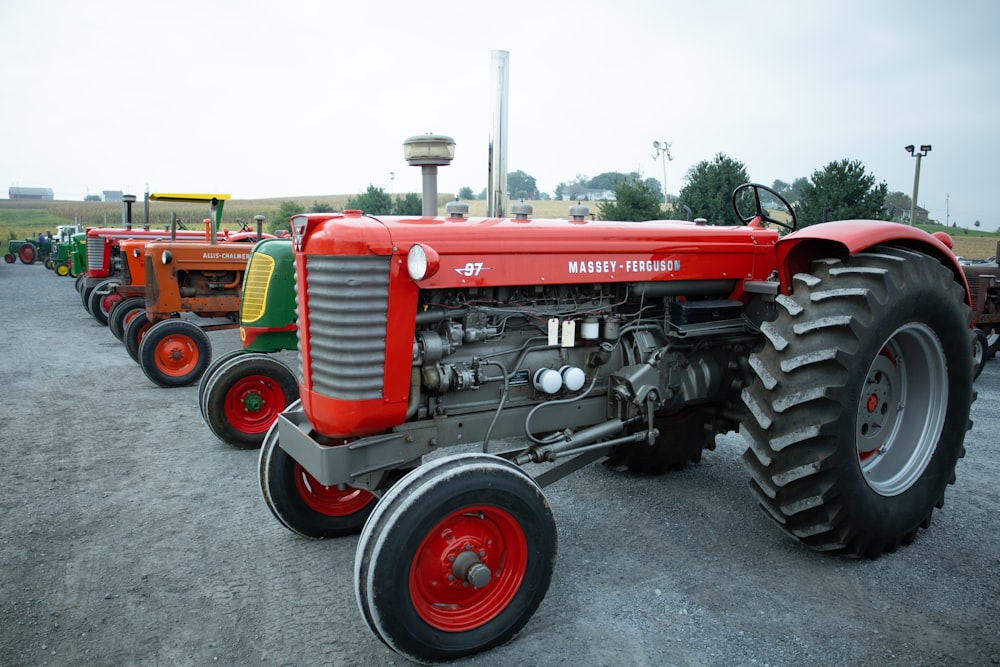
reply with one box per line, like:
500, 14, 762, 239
5, 235, 55, 265
198, 238, 299, 448
258, 184, 974, 663
48, 225, 85, 277
960, 240, 1000, 376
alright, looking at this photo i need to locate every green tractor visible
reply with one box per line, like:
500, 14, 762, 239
48, 224, 85, 276
198, 237, 299, 448
5, 234, 55, 265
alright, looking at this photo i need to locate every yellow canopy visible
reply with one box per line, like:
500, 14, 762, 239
148, 193, 231, 203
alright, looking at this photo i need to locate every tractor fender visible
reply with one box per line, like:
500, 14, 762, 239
774, 220, 971, 305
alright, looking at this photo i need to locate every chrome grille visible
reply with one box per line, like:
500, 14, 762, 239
87, 237, 104, 271
303, 255, 389, 400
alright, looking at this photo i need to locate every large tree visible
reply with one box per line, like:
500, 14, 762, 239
796, 159, 888, 226
675, 153, 750, 225
772, 177, 809, 204
554, 174, 591, 200
346, 184, 393, 215
269, 200, 305, 233
597, 178, 663, 222
392, 192, 423, 215
507, 170, 538, 199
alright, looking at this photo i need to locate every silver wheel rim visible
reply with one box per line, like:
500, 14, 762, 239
856, 322, 947, 496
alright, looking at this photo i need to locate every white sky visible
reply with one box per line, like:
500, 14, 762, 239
2, 0, 998, 229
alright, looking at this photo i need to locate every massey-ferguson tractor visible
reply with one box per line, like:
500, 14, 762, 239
258, 183, 974, 663
197, 237, 299, 448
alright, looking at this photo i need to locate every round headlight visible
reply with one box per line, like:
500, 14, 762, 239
161, 250, 172, 265
407, 244, 428, 280
407, 244, 439, 281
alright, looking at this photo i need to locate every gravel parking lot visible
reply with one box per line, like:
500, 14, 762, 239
2, 260, 999, 667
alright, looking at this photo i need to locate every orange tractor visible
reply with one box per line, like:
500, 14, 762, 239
121, 193, 269, 387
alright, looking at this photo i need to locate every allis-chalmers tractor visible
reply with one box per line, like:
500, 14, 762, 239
197, 237, 299, 448
122, 193, 269, 388
257, 184, 974, 663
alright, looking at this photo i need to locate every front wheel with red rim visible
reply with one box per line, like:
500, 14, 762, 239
201, 354, 298, 449
138, 318, 212, 387
258, 406, 377, 538
123, 311, 153, 362
87, 278, 122, 325
355, 453, 556, 663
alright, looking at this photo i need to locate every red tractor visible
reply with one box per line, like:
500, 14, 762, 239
258, 184, 974, 663
960, 240, 1000, 376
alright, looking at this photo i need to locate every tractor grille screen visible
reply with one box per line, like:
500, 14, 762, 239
303, 254, 390, 400
87, 238, 104, 271
241, 252, 274, 324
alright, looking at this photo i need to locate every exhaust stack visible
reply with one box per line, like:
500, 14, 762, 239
487, 50, 509, 218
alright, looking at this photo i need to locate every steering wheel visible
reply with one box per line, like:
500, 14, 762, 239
732, 183, 797, 231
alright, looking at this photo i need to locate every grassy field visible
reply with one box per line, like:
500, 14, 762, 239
2, 197, 997, 260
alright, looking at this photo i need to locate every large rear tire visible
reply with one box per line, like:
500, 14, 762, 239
741, 246, 973, 557
258, 403, 377, 538
355, 453, 557, 663
138, 319, 212, 387
201, 354, 298, 449
19, 243, 36, 265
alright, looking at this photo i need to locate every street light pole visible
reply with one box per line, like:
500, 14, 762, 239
652, 140, 672, 206
905, 144, 931, 226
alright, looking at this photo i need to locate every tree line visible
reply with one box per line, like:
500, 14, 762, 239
267, 153, 908, 230
528, 155, 901, 227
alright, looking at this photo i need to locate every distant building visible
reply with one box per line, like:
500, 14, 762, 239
561, 189, 616, 202
103, 190, 123, 202
9, 186, 54, 200
885, 202, 930, 223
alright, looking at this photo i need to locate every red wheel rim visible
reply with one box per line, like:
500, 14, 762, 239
223, 374, 286, 434
19, 246, 34, 262
100, 292, 123, 315
133, 321, 153, 347
409, 505, 528, 632
123, 310, 141, 328
293, 464, 375, 516
153, 333, 201, 377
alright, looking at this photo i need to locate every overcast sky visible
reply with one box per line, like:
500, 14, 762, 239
2, 0, 998, 229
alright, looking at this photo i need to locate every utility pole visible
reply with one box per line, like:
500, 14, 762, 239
904, 144, 931, 225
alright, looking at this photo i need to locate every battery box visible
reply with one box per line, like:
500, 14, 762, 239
669, 299, 744, 326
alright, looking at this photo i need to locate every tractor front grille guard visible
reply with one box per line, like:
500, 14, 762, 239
301, 254, 390, 401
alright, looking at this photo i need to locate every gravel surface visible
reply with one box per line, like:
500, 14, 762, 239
2, 260, 999, 667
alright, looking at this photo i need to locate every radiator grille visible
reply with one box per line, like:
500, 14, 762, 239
303, 255, 390, 400
241, 251, 274, 323
87, 238, 104, 271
